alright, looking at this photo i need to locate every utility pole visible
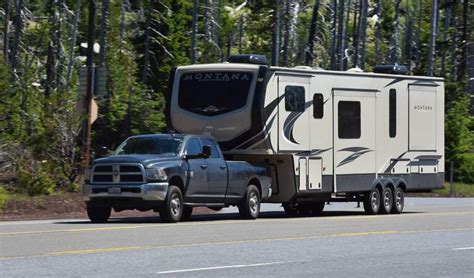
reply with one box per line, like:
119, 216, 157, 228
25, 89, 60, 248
83, 0, 96, 167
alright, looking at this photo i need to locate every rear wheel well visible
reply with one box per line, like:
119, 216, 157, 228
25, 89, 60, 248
249, 178, 262, 196
397, 182, 407, 191
375, 183, 383, 192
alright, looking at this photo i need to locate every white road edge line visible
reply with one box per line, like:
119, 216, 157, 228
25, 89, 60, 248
156, 260, 308, 274
452, 247, 474, 251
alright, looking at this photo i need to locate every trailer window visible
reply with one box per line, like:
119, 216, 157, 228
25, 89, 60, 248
313, 94, 324, 118
285, 86, 305, 112
389, 89, 396, 138
178, 71, 254, 116
338, 101, 361, 139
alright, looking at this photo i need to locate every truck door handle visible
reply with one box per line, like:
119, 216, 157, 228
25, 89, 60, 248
220, 165, 226, 170
200, 165, 207, 169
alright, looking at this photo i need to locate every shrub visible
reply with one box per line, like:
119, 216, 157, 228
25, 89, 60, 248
457, 153, 474, 184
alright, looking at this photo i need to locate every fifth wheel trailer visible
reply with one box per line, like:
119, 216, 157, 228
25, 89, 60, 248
165, 55, 445, 216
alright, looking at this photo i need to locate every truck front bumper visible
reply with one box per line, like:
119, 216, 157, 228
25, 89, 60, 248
83, 182, 169, 201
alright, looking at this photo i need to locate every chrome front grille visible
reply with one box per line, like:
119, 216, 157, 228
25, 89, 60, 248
91, 163, 145, 184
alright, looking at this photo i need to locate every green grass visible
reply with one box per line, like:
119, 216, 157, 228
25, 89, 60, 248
433, 182, 474, 197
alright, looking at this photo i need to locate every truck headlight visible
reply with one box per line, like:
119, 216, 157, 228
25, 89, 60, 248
84, 169, 92, 182
146, 168, 167, 182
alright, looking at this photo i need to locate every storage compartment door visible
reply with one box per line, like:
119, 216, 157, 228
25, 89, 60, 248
308, 158, 322, 190
409, 85, 437, 151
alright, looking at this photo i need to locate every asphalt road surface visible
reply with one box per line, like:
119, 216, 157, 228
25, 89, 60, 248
1, 198, 473, 277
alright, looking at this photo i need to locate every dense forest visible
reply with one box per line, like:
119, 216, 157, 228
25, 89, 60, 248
0, 0, 473, 194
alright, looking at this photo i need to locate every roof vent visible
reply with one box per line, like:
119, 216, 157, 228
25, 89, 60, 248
373, 64, 408, 75
227, 54, 269, 65
347, 67, 363, 72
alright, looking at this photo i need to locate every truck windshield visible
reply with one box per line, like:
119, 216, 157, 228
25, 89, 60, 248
114, 137, 183, 156
178, 71, 254, 116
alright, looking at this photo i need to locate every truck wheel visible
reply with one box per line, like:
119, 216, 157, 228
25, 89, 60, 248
238, 185, 260, 219
380, 187, 394, 214
310, 202, 325, 216
161, 185, 183, 223
87, 206, 111, 223
391, 187, 405, 214
181, 206, 193, 221
363, 187, 381, 215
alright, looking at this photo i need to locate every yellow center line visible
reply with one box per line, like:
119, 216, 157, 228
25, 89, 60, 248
0, 227, 472, 261
0, 211, 472, 237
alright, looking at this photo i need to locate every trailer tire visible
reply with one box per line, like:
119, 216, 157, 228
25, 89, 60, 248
363, 187, 381, 215
160, 185, 183, 223
380, 187, 393, 214
238, 185, 260, 219
181, 206, 193, 221
391, 187, 405, 214
87, 205, 111, 223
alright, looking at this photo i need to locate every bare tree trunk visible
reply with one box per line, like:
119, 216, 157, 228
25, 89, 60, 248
142, 0, 151, 84
10, 0, 24, 76
415, 0, 422, 69
352, 0, 360, 68
304, 0, 320, 66
55, 0, 65, 89
427, 0, 438, 76
272, 0, 281, 66
358, 0, 368, 70
342, 0, 351, 70
374, 1, 383, 64
2, 0, 10, 65
388, 0, 401, 64
440, 0, 453, 77
66, 0, 82, 85
98, 0, 109, 67
329, 0, 337, 70
217, 0, 223, 61
336, 0, 345, 70
404, 1, 413, 68
191, 0, 198, 64
282, 0, 290, 66
46, 0, 57, 96
457, 0, 468, 81
450, 12, 458, 81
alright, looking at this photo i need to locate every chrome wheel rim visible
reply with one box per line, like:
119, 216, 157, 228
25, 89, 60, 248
384, 191, 391, 208
371, 192, 379, 210
249, 192, 258, 214
395, 190, 403, 209
170, 193, 181, 216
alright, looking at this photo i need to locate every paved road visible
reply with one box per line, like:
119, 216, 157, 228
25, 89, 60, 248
1, 198, 473, 277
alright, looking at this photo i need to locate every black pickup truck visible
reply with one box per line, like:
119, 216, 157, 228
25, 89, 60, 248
83, 134, 272, 223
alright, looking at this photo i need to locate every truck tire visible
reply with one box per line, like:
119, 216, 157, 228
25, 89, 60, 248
380, 187, 394, 214
181, 206, 193, 221
391, 187, 405, 214
160, 185, 183, 223
363, 187, 381, 215
87, 206, 111, 223
238, 185, 260, 219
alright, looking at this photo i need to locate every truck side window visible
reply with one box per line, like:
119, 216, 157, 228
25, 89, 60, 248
313, 93, 324, 119
285, 86, 305, 112
201, 139, 220, 159
338, 101, 361, 139
185, 138, 201, 156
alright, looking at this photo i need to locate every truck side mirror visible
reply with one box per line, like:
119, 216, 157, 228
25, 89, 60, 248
202, 145, 211, 159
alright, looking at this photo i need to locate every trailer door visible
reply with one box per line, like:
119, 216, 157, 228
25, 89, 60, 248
333, 90, 376, 192
277, 75, 311, 151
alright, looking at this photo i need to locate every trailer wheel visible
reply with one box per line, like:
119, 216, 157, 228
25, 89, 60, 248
391, 187, 405, 214
160, 185, 183, 223
363, 187, 381, 215
181, 206, 193, 221
380, 187, 393, 214
238, 185, 260, 219
87, 205, 111, 223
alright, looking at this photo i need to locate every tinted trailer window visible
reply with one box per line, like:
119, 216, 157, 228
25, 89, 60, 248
178, 71, 254, 116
